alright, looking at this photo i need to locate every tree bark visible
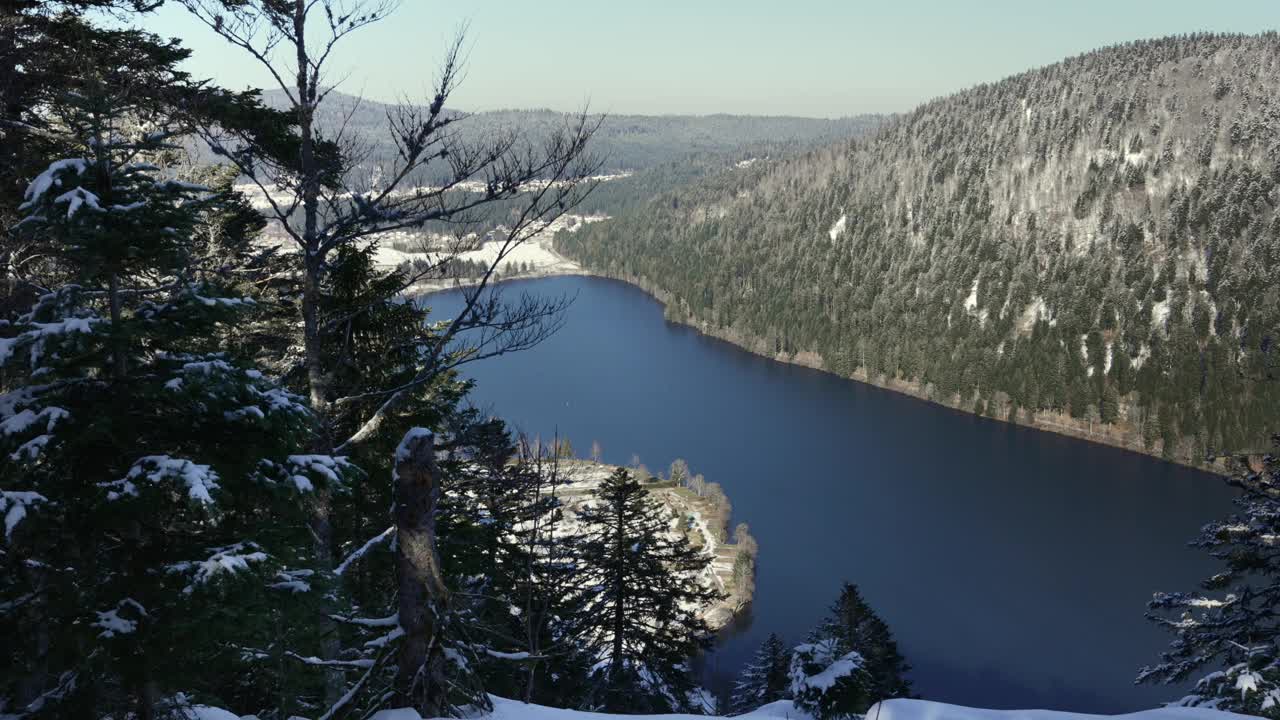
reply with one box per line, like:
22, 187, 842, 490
394, 430, 451, 717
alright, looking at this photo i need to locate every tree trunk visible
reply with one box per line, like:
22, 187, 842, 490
394, 430, 451, 716
107, 272, 127, 381
286, 2, 343, 704
610, 501, 625, 682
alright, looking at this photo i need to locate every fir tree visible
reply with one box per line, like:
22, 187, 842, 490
812, 583, 912, 703
573, 468, 722, 713
729, 633, 791, 715
1139, 436, 1280, 717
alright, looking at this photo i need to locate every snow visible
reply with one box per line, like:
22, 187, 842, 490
118, 455, 220, 504
1, 490, 48, 539
11, 433, 52, 461
797, 651, 862, 691
1234, 670, 1260, 698
828, 214, 847, 241
20, 158, 89, 209
396, 427, 434, 463
332, 696, 1263, 720
285, 454, 353, 486
1017, 297, 1054, 334
1132, 343, 1151, 371
93, 598, 147, 638
93, 609, 138, 637
270, 569, 313, 593
167, 542, 269, 594
0, 317, 101, 368
964, 278, 980, 312
335, 526, 396, 576
177, 705, 242, 720
866, 700, 1258, 720
370, 710, 424, 720
53, 187, 104, 218
0, 406, 68, 436
1152, 296, 1171, 330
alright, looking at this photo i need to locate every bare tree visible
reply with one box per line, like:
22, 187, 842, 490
668, 457, 690, 487
175, 1, 599, 441
173, 0, 600, 712
511, 434, 585, 703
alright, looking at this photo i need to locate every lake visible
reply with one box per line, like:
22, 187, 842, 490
425, 275, 1238, 713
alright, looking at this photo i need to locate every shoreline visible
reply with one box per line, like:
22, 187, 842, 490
416, 265, 1236, 478
600, 270, 1235, 478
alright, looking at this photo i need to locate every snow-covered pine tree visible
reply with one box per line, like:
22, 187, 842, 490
1139, 436, 1280, 718
787, 638, 872, 720
729, 633, 791, 715
811, 583, 912, 703
572, 467, 722, 713
0, 77, 352, 717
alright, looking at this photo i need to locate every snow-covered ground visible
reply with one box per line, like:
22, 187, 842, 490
404, 214, 607, 294
345, 696, 1259, 720
231, 183, 607, 294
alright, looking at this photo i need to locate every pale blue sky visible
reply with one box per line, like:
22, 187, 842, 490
143, 1, 1278, 118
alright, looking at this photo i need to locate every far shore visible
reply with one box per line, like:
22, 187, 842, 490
411, 256, 1240, 478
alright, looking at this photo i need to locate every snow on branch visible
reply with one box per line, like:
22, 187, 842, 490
93, 598, 148, 638
20, 158, 89, 210
166, 541, 269, 595
0, 317, 102, 369
1, 490, 49, 540
269, 568, 315, 593
103, 455, 221, 504
330, 612, 399, 628
0, 406, 69, 438
335, 526, 395, 576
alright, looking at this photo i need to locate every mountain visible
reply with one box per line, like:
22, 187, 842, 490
556, 33, 1280, 467
259, 89, 885, 179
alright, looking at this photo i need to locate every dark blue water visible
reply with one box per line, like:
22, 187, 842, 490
425, 275, 1238, 713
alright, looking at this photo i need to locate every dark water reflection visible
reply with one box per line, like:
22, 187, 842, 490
426, 275, 1237, 713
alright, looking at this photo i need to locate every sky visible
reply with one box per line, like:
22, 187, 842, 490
142, 0, 1279, 118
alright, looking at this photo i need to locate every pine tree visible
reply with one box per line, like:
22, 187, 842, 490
573, 467, 722, 713
0, 79, 348, 717
729, 633, 791, 714
1139, 436, 1280, 717
804, 583, 912, 711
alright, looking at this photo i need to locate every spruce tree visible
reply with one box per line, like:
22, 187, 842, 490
0, 80, 348, 717
1139, 436, 1280, 717
729, 633, 791, 714
573, 467, 722, 713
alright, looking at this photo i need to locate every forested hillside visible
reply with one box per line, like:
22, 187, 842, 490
558, 33, 1280, 466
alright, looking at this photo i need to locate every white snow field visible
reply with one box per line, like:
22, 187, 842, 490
174, 696, 1259, 720
354, 697, 1257, 720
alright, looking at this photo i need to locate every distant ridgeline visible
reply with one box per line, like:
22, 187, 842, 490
256, 88, 885, 182
557, 33, 1280, 468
